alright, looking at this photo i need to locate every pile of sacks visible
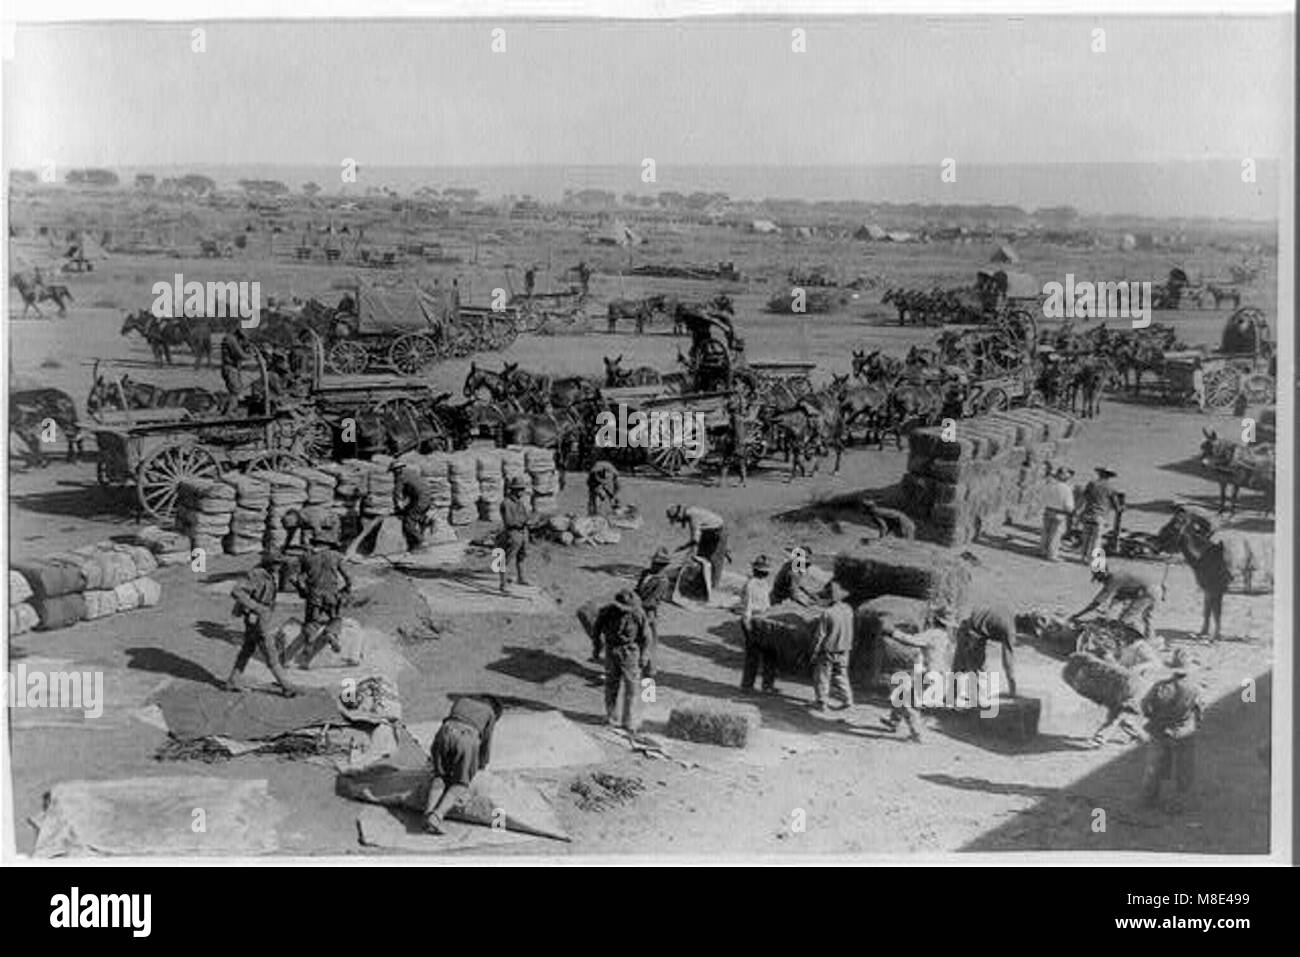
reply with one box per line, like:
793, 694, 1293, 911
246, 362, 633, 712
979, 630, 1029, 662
136, 526, 192, 566
386, 444, 557, 526
538, 513, 622, 546
525, 447, 560, 514
176, 480, 236, 553
475, 449, 504, 521
899, 407, 1084, 546
448, 451, 480, 526
253, 470, 309, 551
11, 543, 162, 632
223, 474, 271, 555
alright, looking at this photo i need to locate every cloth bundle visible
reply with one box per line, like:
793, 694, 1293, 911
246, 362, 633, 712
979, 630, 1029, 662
9, 602, 40, 635
252, 471, 308, 550
476, 450, 504, 520
177, 480, 236, 553
291, 466, 338, 506
135, 525, 191, 565
449, 452, 480, 526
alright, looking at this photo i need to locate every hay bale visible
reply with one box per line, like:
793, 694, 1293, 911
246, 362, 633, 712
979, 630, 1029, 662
834, 539, 970, 610
1062, 653, 1140, 709
665, 698, 760, 748
852, 595, 930, 685
749, 605, 822, 673
114, 580, 142, 612
34, 593, 87, 630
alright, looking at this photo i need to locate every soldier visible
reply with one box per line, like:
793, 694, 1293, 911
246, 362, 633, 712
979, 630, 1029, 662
739, 555, 779, 694
861, 500, 916, 540
634, 547, 673, 677
598, 590, 649, 732
422, 694, 504, 835
586, 459, 621, 517
283, 533, 353, 668
220, 329, 250, 410
1041, 466, 1076, 562
951, 605, 1018, 698
1139, 650, 1203, 811
576, 260, 592, 296
524, 266, 536, 297
771, 545, 821, 607
811, 581, 855, 711
498, 475, 532, 592
716, 393, 749, 488
225, 551, 299, 697
392, 461, 431, 551
666, 503, 728, 602
1076, 465, 1121, 563
1071, 565, 1165, 644
880, 623, 939, 743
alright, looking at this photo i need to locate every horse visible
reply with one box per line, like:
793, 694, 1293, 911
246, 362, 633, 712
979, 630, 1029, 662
884, 380, 942, 448
607, 295, 667, 335
12, 274, 74, 317
1199, 428, 1275, 515
1153, 508, 1273, 641
760, 404, 828, 480
603, 355, 662, 388
1066, 356, 1116, 419
852, 348, 902, 385
121, 311, 220, 368
9, 388, 83, 465
832, 374, 891, 448
87, 374, 221, 418
462, 361, 514, 403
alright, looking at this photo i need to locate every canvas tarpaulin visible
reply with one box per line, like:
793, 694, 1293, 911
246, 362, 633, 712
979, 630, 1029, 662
354, 279, 446, 334
405, 710, 604, 771
33, 777, 281, 856
153, 683, 342, 740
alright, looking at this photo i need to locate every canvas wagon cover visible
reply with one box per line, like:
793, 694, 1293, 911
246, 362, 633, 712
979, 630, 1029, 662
354, 279, 447, 334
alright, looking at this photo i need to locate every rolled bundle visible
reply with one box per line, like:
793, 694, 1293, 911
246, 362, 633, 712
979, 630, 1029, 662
114, 580, 143, 612
229, 507, 269, 538
12, 557, 87, 599
222, 474, 271, 510
476, 450, 504, 513
34, 593, 87, 630
10, 602, 39, 635
157, 549, 192, 566
177, 479, 234, 542
1062, 652, 1142, 709
421, 453, 453, 510
127, 545, 159, 576
524, 446, 555, 473
83, 589, 120, 620
134, 576, 162, 607
291, 466, 337, 506
9, 569, 34, 604
448, 452, 480, 508
136, 526, 190, 555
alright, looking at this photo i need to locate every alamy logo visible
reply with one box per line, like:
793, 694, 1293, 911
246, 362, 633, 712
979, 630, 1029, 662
50, 888, 151, 937
151, 273, 262, 328
5, 665, 103, 719
593, 404, 708, 460
889, 667, 1001, 717
1042, 274, 1152, 329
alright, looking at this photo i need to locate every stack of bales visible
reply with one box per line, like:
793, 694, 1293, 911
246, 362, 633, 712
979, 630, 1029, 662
12, 544, 162, 631
475, 449, 504, 521
747, 604, 825, 674
135, 526, 192, 566
9, 570, 40, 635
417, 451, 454, 524
222, 474, 271, 555
176, 480, 236, 553
362, 457, 397, 520
448, 451, 480, 526
253, 470, 309, 551
75, 543, 162, 620
525, 446, 560, 514
900, 408, 1083, 545
292, 466, 342, 538
10, 556, 86, 630
499, 446, 527, 489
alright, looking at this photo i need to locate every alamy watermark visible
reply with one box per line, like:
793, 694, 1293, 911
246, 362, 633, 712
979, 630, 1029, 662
889, 666, 1002, 717
5, 665, 103, 719
1042, 274, 1152, 329
151, 273, 262, 328
593, 404, 707, 459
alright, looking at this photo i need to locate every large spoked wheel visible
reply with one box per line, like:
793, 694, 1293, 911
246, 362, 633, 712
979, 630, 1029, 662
1242, 372, 1274, 405
328, 340, 369, 375
388, 333, 437, 376
281, 410, 334, 461
649, 432, 706, 477
244, 450, 309, 474
136, 442, 221, 521
980, 387, 1010, 413
1204, 366, 1241, 412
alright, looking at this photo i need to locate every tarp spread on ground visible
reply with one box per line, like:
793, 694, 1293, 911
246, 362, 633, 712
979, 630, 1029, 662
356, 805, 535, 851
406, 710, 605, 771
413, 573, 559, 615
154, 684, 342, 740
33, 777, 281, 857
354, 278, 446, 334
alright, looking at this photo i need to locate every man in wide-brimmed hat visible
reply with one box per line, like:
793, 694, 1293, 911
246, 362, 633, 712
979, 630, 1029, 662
1139, 649, 1202, 811
1071, 563, 1165, 645
226, 550, 299, 697
284, 530, 353, 669
634, 547, 673, 676
392, 459, 432, 552
498, 475, 533, 593
666, 502, 728, 602
1076, 465, 1121, 563
811, 580, 855, 711
586, 459, 621, 517
597, 590, 649, 732
1041, 465, 1076, 562
739, 554, 780, 694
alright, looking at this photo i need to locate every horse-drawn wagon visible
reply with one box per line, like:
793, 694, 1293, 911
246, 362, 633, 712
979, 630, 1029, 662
1159, 307, 1275, 411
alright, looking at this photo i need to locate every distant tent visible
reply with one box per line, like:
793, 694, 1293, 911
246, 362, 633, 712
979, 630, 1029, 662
990, 243, 1020, 263
353, 278, 447, 332
854, 224, 887, 241
1119, 233, 1137, 251
750, 219, 781, 235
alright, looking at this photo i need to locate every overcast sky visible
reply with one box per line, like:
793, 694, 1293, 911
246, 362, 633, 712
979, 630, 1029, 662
3, 17, 1291, 172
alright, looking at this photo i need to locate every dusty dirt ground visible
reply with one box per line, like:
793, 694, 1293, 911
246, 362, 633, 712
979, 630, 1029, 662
5, 231, 1278, 857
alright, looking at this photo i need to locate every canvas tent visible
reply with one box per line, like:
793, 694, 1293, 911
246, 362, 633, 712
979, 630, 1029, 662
352, 278, 448, 333
990, 243, 1020, 263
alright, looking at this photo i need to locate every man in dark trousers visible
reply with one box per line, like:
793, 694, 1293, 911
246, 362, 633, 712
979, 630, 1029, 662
597, 590, 648, 732
283, 535, 353, 668
225, 550, 299, 696
667, 503, 728, 602
739, 555, 779, 694
1139, 650, 1202, 811
952, 606, 1018, 698
220, 329, 250, 410
587, 459, 621, 517
498, 475, 532, 592
1076, 465, 1121, 563
1071, 565, 1165, 644
423, 694, 504, 835
716, 393, 749, 488
392, 461, 431, 551
524, 266, 536, 297
634, 547, 673, 676
576, 261, 592, 296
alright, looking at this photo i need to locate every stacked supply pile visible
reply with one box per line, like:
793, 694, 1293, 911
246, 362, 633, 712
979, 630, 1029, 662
525, 446, 559, 514
748, 604, 824, 674
475, 449, 504, 521
899, 407, 1084, 546
500, 446, 527, 490
135, 526, 192, 566
253, 470, 308, 551
420, 451, 453, 524
222, 474, 271, 555
9, 570, 40, 635
852, 595, 955, 688
834, 539, 972, 611
362, 458, 396, 521
292, 466, 342, 540
448, 451, 480, 526
11, 556, 86, 630
176, 480, 236, 554
66, 543, 162, 621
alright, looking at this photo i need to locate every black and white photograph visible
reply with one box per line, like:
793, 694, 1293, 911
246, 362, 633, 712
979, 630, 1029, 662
1, 1, 1292, 869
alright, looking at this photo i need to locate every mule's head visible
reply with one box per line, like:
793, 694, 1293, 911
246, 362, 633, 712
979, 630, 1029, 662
462, 361, 480, 397
1199, 427, 1224, 465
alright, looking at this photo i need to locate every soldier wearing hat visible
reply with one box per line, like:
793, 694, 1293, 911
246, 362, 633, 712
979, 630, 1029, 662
666, 502, 728, 601
597, 590, 649, 732
498, 475, 533, 593
422, 693, 504, 835
392, 460, 432, 551
740, 555, 780, 693
634, 547, 673, 676
771, 545, 821, 607
1072, 564, 1165, 645
811, 580, 855, 711
586, 459, 621, 517
1041, 465, 1076, 562
225, 550, 299, 697
1139, 649, 1203, 810
283, 533, 353, 669
1076, 465, 1122, 563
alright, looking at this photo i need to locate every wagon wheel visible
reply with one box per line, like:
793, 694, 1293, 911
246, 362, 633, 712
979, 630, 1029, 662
244, 450, 309, 473
389, 333, 437, 375
649, 432, 705, 477
1241, 372, 1274, 405
328, 340, 370, 375
279, 409, 333, 461
980, 387, 1010, 413
1204, 366, 1241, 412
136, 442, 221, 521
